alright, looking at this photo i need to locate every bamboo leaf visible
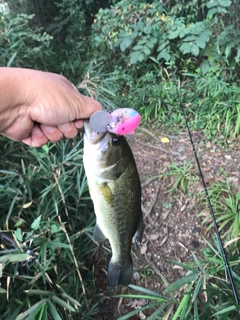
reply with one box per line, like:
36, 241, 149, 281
164, 273, 197, 293
16, 299, 48, 320
52, 295, 76, 312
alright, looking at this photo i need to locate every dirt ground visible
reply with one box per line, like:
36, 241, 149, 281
95, 126, 240, 320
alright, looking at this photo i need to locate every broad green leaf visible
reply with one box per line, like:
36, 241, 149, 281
138, 53, 145, 62
150, 36, 158, 44
220, 0, 231, 7
133, 44, 143, 51
146, 41, 155, 50
129, 52, 140, 64
157, 41, 169, 52
143, 46, 151, 55
191, 44, 200, 56
199, 30, 212, 42
31, 215, 42, 230
157, 51, 171, 61
168, 29, 180, 39
14, 228, 23, 242
179, 42, 191, 54
207, 0, 219, 8
184, 35, 196, 42
50, 223, 61, 234
120, 37, 133, 52
136, 38, 148, 45
179, 29, 188, 38
196, 37, 206, 49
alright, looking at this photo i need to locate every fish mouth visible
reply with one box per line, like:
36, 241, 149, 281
84, 120, 107, 144
84, 120, 111, 154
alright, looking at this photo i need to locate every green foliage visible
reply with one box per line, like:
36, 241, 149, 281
165, 161, 199, 194
0, 12, 53, 68
1, 0, 240, 318
187, 68, 240, 138
0, 137, 98, 319
118, 238, 240, 319
92, 0, 240, 76
199, 180, 240, 239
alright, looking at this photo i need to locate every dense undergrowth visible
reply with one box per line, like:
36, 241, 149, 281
0, 0, 240, 318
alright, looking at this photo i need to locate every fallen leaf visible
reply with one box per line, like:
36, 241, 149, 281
180, 204, 187, 212
23, 201, 32, 209
147, 234, 160, 241
126, 299, 147, 308
140, 241, 148, 255
161, 137, 170, 143
159, 235, 168, 247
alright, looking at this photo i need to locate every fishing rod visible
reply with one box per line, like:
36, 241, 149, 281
171, 66, 240, 311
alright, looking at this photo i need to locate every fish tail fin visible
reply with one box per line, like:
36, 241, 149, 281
107, 259, 133, 287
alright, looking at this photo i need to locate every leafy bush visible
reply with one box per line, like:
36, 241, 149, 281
0, 12, 53, 68
92, 0, 240, 77
0, 137, 99, 319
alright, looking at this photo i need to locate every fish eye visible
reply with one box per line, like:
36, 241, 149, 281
112, 137, 121, 146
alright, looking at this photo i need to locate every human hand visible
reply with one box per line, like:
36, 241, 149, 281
0, 68, 102, 147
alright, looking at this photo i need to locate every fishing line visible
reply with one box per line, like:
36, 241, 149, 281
171, 67, 240, 310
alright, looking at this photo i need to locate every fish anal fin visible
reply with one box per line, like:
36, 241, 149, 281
93, 222, 107, 242
107, 259, 133, 287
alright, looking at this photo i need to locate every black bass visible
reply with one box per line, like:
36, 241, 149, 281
83, 121, 144, 287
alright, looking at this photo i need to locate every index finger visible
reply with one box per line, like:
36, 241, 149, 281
76, 95, 102, 119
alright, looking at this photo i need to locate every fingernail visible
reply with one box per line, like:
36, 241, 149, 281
34, 126, 44, 137
42, 125, 56, 133
74, 119, 84, 129
59, 122, 72, 132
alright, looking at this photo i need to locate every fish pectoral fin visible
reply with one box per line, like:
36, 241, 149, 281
107, 259, 133, 287
93, 222, 107, 242
99, 183, 113, 203
134, 214, 144, 246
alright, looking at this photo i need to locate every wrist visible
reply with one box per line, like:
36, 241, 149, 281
0, 68, 26, 133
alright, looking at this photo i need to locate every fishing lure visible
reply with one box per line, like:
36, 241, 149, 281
89, 108, 141, 135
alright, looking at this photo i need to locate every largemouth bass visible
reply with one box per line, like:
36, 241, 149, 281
83, 121, 144, 287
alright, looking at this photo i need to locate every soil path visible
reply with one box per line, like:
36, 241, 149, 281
96, 127, 240, 319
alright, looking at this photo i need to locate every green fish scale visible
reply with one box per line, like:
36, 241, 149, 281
94, 164, 141, 265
